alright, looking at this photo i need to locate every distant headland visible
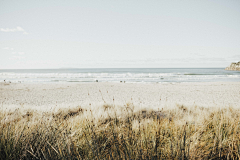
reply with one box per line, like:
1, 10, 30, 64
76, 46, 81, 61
225, 61, 240, 71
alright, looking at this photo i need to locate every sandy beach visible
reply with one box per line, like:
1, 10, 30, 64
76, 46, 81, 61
1, 82, 240, 111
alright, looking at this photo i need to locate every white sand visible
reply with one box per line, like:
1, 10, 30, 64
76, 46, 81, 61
0, 82, 240, 111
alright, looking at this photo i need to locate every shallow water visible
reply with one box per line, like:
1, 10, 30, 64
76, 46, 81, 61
0, 68, 239, 83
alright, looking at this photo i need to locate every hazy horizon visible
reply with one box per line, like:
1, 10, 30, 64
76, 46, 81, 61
0, 67, 227, 70
1, 0, 240, 69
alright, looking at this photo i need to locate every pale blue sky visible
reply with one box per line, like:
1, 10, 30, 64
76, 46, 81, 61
0, 0, 240, 69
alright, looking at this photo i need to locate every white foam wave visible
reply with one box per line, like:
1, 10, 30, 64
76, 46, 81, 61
0, 72, 240, 83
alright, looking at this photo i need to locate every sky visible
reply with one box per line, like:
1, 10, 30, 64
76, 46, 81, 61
0, 0, 240, 69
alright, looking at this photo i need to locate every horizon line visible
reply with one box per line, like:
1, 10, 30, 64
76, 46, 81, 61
0, 67, 226, 70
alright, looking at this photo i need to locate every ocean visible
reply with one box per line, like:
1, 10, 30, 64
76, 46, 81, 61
0, 68, 239, 83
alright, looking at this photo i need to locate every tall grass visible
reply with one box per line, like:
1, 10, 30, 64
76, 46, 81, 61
1, 104, 240, 159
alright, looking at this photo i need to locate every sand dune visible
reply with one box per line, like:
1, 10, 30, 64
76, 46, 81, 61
1, 82, 240, 159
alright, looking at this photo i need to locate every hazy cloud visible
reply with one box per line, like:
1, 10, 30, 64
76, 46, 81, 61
0, 26, 28, 34
9, 56, 25, 60
18, 52, 25, 55
2, 47, 14, 50
12, 52, 25, 55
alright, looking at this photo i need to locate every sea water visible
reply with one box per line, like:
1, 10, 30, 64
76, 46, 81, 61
0, 68, 239, 83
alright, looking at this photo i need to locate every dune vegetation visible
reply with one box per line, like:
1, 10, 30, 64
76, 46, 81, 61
1, 103, 240, 159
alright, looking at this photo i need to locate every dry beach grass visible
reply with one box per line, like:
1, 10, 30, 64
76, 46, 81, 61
1, 82, 240, 159
1, 103, 240, 159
